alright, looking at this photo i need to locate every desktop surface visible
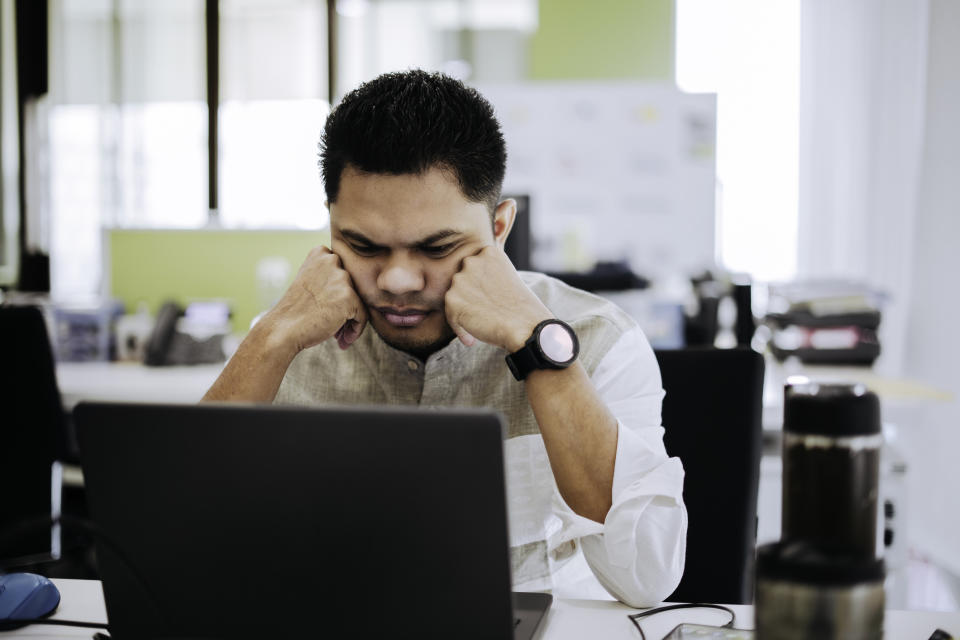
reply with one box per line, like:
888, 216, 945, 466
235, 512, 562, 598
6, 580, 960, 640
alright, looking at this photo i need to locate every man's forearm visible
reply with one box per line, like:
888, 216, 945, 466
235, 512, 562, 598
524, 362, 618, 524
202, 319, 298, 404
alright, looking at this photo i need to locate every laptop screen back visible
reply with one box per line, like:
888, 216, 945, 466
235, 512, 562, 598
75, 402, 515, 639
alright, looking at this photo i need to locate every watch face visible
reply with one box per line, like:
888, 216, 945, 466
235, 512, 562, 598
539, 322, 576, 363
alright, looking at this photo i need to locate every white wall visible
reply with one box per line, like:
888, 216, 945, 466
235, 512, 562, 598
901, 0, 960, 576
797, 0, 929, 376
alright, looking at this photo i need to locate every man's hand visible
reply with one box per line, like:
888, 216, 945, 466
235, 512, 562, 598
263, 246, 367, 354
444, 246, 552, 352
202, 245, 366, 404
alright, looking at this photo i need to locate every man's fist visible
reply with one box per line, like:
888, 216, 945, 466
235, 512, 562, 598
263, 246, 368, 353
444, 246, 552, 352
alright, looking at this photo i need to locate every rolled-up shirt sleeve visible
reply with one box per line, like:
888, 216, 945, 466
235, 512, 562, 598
546, 325, 687, 608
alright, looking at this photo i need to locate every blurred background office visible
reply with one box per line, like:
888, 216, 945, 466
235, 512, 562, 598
1, 0, 957, 613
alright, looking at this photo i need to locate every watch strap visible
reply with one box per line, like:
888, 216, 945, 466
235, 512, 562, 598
505, 343, 541, 381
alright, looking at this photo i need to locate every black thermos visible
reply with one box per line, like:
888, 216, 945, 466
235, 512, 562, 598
781, 383, 883, 558
758, 383, 886, 640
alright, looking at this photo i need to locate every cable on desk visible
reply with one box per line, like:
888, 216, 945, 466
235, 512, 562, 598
0, 618, 108, 631
627, 603, 737, 640
1, 514, 166, 630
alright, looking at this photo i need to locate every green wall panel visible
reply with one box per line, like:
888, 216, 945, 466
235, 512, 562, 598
109, 229, 330, 334
530, 0, 675, 81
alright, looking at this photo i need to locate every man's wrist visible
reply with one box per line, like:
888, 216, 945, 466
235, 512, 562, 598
250, 312, 302, 363
503, 311, 554, 353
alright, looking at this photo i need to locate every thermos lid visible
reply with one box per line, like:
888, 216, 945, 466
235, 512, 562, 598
783, 383, 881, 437
756, 541, 885, 586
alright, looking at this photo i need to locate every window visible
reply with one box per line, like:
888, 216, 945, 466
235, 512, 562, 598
334, 0, 536, 95
46, 0, 331, 300
675, 0, 800, 282
219, 0, 329, 228
48, 0, 208, 299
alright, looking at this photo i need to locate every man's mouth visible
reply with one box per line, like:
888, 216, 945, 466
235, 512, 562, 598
376, 306, 430, 328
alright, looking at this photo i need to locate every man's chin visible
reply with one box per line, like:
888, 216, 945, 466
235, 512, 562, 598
370, 318, 456, 359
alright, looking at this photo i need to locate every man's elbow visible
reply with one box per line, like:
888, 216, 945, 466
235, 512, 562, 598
598, 559, 684, 609
581, 497, 688, 608
584, 538, 685, 607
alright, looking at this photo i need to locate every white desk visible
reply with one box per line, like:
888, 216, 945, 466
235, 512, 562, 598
3, 579, 958, 639
761, 356, 953, 431
55, 362, 223, 409
55, 354, 953, 418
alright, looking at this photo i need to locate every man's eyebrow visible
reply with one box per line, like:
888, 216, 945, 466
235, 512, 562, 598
414, 229, 463, 247
339, 229, 385, 248
338, 228, 464, 248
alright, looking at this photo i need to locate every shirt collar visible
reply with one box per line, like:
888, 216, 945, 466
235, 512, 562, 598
362, 326, 486, 370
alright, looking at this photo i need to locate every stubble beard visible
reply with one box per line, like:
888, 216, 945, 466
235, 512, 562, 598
363, 295, 457, 360
378, 325, 457, 361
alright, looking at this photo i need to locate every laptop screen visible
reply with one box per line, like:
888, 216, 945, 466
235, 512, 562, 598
75, 402, 517, 639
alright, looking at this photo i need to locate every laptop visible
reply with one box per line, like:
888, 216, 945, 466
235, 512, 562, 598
74, 402, 552, 639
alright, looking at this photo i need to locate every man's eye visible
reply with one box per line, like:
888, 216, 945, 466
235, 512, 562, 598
421, 243, 457, 257
350, 244, 382, 256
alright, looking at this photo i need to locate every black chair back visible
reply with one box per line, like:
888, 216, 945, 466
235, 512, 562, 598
656, 347, 765, 604
0, 305, 67, 565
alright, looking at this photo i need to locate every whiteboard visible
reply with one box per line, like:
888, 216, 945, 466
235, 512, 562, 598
476, 82, 717, 279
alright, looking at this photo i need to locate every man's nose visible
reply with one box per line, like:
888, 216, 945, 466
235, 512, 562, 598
377, 253, 425, 295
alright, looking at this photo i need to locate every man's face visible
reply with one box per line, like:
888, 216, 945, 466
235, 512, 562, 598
329, 166, 512, 358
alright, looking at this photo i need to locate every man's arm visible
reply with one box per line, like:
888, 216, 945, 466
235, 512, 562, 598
563, 327, 686, 607
444, 246, 618, 523
202, 246, 367, 403
515, 362, 618, 523
201, 317, 300, 403
447, 252, 686, 605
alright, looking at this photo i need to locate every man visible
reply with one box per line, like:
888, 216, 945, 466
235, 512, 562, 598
204, 70, 686, 607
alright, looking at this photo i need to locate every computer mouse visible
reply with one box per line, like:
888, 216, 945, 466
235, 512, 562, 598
0, 572, 61, 628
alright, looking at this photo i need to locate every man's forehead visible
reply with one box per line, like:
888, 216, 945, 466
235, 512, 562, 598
329, 167, 491, 244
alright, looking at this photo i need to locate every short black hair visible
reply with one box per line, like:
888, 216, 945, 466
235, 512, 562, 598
320, 69, 507, 212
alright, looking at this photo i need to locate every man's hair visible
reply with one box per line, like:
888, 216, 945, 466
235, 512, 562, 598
319, 69, 507, 213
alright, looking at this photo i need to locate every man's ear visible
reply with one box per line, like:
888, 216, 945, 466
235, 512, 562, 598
492, 199, 517, 249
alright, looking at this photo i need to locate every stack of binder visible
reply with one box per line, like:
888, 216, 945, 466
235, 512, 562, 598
763, 281, 885, 366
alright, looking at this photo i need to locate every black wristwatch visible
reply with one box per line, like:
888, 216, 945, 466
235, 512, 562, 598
505, 319, 579, 381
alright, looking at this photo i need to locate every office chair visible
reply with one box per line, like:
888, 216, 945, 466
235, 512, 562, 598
656, 347, 765, 604
0, 305, 68, 567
